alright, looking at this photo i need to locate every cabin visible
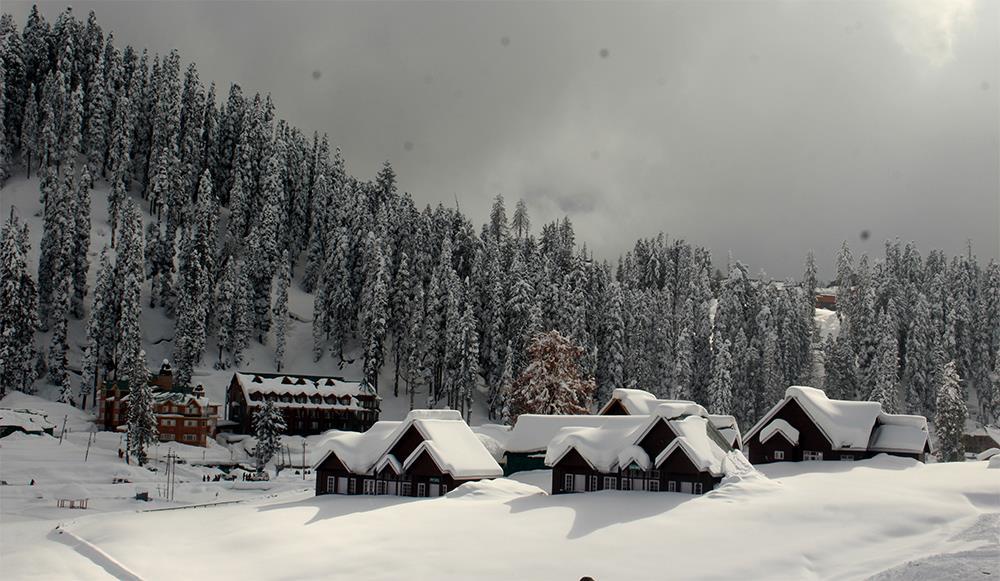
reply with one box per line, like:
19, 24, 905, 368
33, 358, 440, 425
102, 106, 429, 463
0, 409, 56, 438
313, 409, 502, 497
96, 362, 222, 447
742, 386, 931, 464
962, 426, 1000, 456
476, 415, 649, 475
226, 372, 380, 436
599, 388, 743, 450
546, 401, 752, 495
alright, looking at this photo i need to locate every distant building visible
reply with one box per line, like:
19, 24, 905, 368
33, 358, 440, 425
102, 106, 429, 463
226, 372, 380, 436
742, 386, 931, 463
962, 426, 1000, 455
0, 409, 56, 438
314, 409, 502, 497
96, 361, 222, 447
545, 401, 751, 495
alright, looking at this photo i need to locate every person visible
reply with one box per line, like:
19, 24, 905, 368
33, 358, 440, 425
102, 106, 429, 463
29, 479, 35, 486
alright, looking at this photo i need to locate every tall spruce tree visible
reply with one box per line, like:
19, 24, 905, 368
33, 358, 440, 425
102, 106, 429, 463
0, 214, 39, 396
934, 360, 966, 462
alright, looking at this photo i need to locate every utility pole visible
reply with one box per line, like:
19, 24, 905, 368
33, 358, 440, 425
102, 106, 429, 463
58, 415, 68, 445
84, 430, 94, 462
302, 442, 306, 479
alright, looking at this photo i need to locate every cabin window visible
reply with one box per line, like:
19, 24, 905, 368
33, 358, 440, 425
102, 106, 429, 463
161, 433, 175, 441
564, 474, 574, 492
773, 450, 785, 460
161, 419, 176, 427
417, 483, 427, 497
326, 476, 336, 493
603, 476, 617, 490
184, 420, 197, 427
668, 481, 677, 492
648, 480, 660, 492
588, 475, 598, 491
312, 421, 319, 429
376, 480, 387, 495
803, 451, 824, 461
693, 483, 703, 495
363, 479, 376, 495
348, 479, 357, 494
620, 478, 632, 491
840, 455, 855, 461
439, 485, 448, 496
401, 482, 413, 496
183, 434, 196, 442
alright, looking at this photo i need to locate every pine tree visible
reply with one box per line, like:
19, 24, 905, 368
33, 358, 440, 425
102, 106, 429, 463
934, 360, 966, 462
273, 250, 291, 371
173, 172, 215, 387
0, 214, 39, 396
512, 199, 530, 240
20, 83, 39, 178
253, 400, 286, 474
498, 340, 515, 424
823, 333, 858, 401
457, 302, 480, 422
79, 248, 113, 409
119, 201, 154, 464
71, 168, 93, 318
708, 338, 734, 415
360, 240, 389, 390
904, 293, 937, 415
869, 308, 899, 413
509, 330, 595, 420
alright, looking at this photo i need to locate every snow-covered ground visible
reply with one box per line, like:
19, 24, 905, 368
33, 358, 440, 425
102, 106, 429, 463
3, 408, 997, 581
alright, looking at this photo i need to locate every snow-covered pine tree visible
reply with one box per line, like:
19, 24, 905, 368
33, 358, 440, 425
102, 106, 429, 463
498, 340, 515, 424
173, 172, 215, 387
0, 60, 8, 186
19, 83, 39, 178
360, 236, 389, 391
904, 293, 937, 415
273, 250, 291, 371
934, 360, 966, 462
869, 307, 900, 413
70, 168, 92, 318
252, 400, 286, 475
47, 168, 76, 398
512, 198, 530, 240
79, 249, 111, 409
597, 280, 626, 401
457, 302, 480, 422
301, 173, 328, 292
118, 200, 155, 464
0, 214, 39, 396
508, 330, 595, 420
708, 337, 734, 416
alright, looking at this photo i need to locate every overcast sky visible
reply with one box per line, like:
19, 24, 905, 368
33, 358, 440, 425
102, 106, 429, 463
8, 1, 999, 279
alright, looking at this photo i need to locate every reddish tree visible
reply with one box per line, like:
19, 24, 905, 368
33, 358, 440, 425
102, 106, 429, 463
510, 330, 596, 420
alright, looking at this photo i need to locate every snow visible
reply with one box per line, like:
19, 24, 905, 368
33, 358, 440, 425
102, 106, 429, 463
5, 456, 997, 580
315, 409, 501, 479
869, 415, 930, 454
976, 448, 999, 461
598, 387, 696, 415
988, 455, 1000, 469
654, 416, 742, 476
494, 414, 647, 454
814, 307, 840, 341
0, 408, 55, 434
748, 385, 884, 451
759, 418, 801, 446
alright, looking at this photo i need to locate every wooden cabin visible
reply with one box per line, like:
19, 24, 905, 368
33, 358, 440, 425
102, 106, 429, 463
599, 388, 743, 450
546, 401, 752, 495
226, 372, 380, 436
742, 386, 931, 464
313, 409, 502, 498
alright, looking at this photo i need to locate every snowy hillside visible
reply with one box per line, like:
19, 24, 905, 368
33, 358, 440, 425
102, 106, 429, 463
0, 173, 489, 424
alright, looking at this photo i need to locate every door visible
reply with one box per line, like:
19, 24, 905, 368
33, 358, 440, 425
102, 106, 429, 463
429, 483, 440, 497
387, 481, 398, 496
574, 475, 586, 492
363, 479, 376, 495
680, 481, 693, 494
337, 477, 348, 494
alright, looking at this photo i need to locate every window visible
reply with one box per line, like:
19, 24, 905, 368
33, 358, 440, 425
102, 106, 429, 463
620, 478, 632, 491
183, 434, 196, 442
693, 483, 703, 495
376, 480, 387, 495
327, 476, 336, 493
773, 450, 785, 460
668, 481, 677, 492
803, 451, 824, 461
311, 421, 319, 429
184, 420, 197, 427
440, 485, 448, 496
603, 476, 617, 490
840, 455, 855, 461
348, 479, 357, 494
363, 479, 376, 495
417, 483, 427, 497
161, 419, 176, 427
401, 482, 413, 496
564, 474, 574, 492
648, 480, 660, 492
588, 475, 598, 491
160, 433, 175, 441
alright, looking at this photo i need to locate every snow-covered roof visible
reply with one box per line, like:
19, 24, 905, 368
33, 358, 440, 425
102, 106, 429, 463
707, 414, 743, 448
0, 409, 55, 433
315, 409, 501, 480
56, 483, 91, 500
599, 388, 698, 415
501, 414, 647, 453
868, 413, 930, 454
236, 372, 377, 399
759, 419, 800, 446
545, 406, 748, 478
746, 386, 882, 451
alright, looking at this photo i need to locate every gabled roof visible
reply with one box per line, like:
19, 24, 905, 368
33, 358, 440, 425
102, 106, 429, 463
745, 386, 883, 451
234, 372, 378, 411
759, 419, 800, 446
314, 409, 501, 480
868, 413, 930, 454
545, 402, 750, 478
0, 409, 55, 433
599, 388, 744, 448
496, 414, 648, 454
